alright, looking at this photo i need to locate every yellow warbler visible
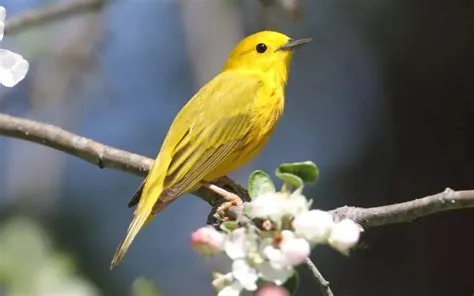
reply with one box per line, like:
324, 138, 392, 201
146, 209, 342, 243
110, 30, 310, 269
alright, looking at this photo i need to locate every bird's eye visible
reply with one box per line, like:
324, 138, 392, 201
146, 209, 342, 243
256, 43, 267, 53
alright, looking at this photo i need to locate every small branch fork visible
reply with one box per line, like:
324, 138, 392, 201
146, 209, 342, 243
2, 112, 474, 295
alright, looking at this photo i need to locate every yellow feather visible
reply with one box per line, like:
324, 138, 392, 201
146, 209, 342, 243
111, 30, 310, 268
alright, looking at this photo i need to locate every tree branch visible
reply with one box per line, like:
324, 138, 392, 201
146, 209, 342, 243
1, 112, 473, 226
0, 113, 249, 208
5, 0, 110, 34
305, 258, 333, 296
330, 188, 474, 228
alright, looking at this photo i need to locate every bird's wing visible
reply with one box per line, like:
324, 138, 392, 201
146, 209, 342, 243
159, 70, 263, 198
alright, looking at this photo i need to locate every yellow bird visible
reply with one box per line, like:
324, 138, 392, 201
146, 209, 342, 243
110, 30, 311, 269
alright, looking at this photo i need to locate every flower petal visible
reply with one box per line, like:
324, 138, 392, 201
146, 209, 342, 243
0, 6, 5, 23
282, 190, 310, 217
191, 226, 225, 256
260, 238, 286, 270
0, 49, 29, 87
0, 6, 5, 41
0, 22, 4, 42
257, 261, 294, 285
328, 219, 363, 254
232, 259, 258, 291
280, 232, 310, 266
224, 228, 247, 259
247, 192, 281, 220
292, 210, 334, 244
218, 281, 242, 296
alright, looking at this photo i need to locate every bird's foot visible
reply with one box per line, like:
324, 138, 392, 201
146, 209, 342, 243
202, 182, 243, 221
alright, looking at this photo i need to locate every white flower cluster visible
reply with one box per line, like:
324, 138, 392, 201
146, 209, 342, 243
191, 189, 364, 296
0, 6, 29, 87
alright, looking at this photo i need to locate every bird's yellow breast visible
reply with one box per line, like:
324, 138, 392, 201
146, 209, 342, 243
203, 82, 285, 181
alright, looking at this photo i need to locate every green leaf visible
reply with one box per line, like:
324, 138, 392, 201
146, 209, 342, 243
248, 170, 276, 199
132, 277, 161, 296
283, 271, 300, 295
220, 221, 239, 233
275, 171, 303, 188
275, 161, 319, 188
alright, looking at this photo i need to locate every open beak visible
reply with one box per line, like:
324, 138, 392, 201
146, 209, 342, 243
277, 37, 312, 51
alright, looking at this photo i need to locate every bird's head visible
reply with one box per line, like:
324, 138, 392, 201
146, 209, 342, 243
222, 31, 311, 84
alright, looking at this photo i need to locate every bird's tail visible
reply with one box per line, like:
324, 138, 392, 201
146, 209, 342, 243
110, 208, 151, 269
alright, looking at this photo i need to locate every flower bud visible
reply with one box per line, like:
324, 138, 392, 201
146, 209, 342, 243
191, 226, 224, 256
255, 284, 290, 296
292, 210, 334, 244
0, 49, 29, 87
328, 219, 363, 254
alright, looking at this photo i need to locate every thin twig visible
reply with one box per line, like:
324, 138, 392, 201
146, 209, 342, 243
305, 258, 333, 296
1, 112, 474, 227
330, 188, 474, 228
5, 0, 110, 34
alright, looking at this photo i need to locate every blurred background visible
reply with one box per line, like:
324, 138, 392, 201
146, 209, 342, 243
0, 0, 473, 295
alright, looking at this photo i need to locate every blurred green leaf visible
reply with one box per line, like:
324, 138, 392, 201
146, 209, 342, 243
132, 277, 161, 296
220, 221, 239, 233
283, 271, 300, 295
248, 170, 276, 199
0, 216, 100, 296
275, 161, 319, 187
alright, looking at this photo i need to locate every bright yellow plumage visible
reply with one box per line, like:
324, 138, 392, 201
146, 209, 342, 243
110, 30, 310, 268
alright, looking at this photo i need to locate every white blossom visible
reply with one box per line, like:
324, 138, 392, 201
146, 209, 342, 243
247, 192, 282, 221
257, 261, 294, 285
224, 228, 247, 259
214, 260, 259, 295
258, 238, 294, 285
224, 227, 258, 260
260, 238, 286, 269
195, 176, 363, 295
0, 6, 5, 41
0, 6, 29, 88
292, 210, 334, 244
280, 189, 311, 218
260, 231, 310, 268
328, 219, 363, 254
232, 259, 258, 291
279, 230, 310, 266
247, 190, 310, 222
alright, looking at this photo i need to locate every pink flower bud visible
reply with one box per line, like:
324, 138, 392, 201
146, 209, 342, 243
191, 226, 224, 256
254, 284, 290, 296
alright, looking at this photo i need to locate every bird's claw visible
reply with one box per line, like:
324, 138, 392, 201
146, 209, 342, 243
214, 197, 243, 221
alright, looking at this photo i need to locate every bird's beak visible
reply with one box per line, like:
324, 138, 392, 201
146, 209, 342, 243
277, 38, 312, 51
